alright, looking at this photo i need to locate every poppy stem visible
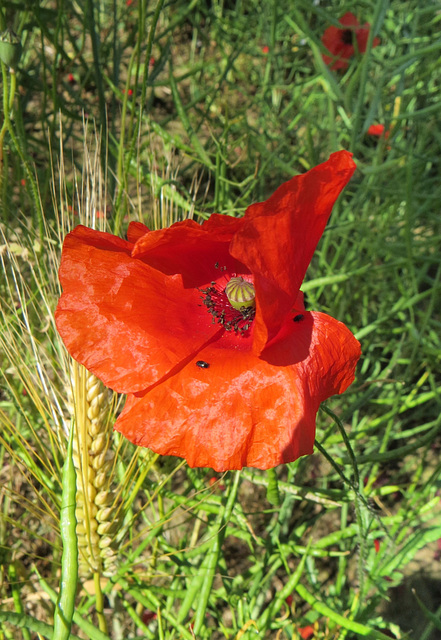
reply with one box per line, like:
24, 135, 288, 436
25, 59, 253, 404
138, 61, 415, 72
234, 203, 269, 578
349, 0, 384, 151
182, 471, 241, 635
321, 403, 360, 487
314, 437, 357, 493
266, 468, 281, 506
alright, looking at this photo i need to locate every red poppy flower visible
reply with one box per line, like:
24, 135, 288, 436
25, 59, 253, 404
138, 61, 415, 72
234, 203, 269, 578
367, 124, 390, 139
141, 609, 157, 624
322, 12, 380, 70
55, 151, 361, 471
298, 626, 315, 640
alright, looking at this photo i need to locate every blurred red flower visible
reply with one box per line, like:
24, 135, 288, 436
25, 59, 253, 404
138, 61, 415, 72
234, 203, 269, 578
55, 151, 360, 471
208, 476, 226, 491
141, 610, 157, 624
262, 45, 270, 54
322, 12, 380, 70
298, 626, 315, 639
367, 124, 390, 139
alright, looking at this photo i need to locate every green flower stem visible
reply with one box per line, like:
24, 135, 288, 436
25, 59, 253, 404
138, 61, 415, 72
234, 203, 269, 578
85, 0, 107, 162
53, 427, 78, 640
294, 583, 395, 640
335, 502, 349, 595
257, 544, 308, 629
415, 591, 441, 637
93, 571, 108, 635
168, 62, 214, 171
0, 63, 17, 175
265, 467, 281, 506
139, 0, 165, 128
8, 564, 31, 640
38, 575, 112, 640
113, 0, 165, 235
321, 404, 360, 487
0, 59, 44, 238
115, 576, 194, 640
242, 468, 343, 507
318, 406, 383, 603
0, 60, 10, 183
7, 68, 15, 112
0, 611, 83, 640
193, 471, 241, 635
349, 0, 388, 151
176, 471, 241, 630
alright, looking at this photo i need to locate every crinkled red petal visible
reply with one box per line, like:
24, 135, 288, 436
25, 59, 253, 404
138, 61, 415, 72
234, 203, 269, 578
356, 26, 380, 53
338, 12, 359, 28
131, 215, 246, 287
322, 25, 354, 56
127, 221, 150, 243
55, 225, 222, 393
114, 311, 361, 471
230, 151, 356, 353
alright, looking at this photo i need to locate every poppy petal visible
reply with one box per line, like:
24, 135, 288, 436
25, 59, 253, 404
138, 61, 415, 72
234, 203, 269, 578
114, 310, 360, 471
356, 26, 380, 53
338, 12, 359, 27
55, 225, 222, 393
367, 124, 385, 137
230, 151, 356, 353
127, 221, 150, 243
131, 215, 246, 287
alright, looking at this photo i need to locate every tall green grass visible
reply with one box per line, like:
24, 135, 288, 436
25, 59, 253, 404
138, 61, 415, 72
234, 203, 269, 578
1, 1, 441, 638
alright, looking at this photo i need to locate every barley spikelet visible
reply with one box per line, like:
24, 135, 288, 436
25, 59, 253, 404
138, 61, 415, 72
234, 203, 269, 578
67, 360, 119, 578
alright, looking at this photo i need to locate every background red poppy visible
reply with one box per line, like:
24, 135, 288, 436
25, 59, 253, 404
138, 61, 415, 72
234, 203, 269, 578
322, 12, 380, 70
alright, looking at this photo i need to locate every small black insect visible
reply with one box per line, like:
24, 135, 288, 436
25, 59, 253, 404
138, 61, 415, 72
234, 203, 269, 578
293, 314, 304, 323
196, 360, 210, 369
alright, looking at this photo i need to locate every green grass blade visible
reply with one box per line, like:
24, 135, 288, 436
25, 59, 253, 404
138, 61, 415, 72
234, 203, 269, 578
53, 426, 78, 640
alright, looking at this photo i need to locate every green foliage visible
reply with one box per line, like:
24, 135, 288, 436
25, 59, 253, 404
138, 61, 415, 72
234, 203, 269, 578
0, 0, 440, 639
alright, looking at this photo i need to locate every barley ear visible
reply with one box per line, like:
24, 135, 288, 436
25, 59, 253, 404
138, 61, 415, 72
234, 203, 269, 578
67, 361, 119, 578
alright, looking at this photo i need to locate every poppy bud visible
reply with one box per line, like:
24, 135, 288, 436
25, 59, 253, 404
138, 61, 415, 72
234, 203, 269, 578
0, 29, 22, 70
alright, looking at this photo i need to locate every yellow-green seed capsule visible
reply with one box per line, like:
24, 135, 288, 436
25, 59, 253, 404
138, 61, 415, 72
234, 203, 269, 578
224, 277, 255, 310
